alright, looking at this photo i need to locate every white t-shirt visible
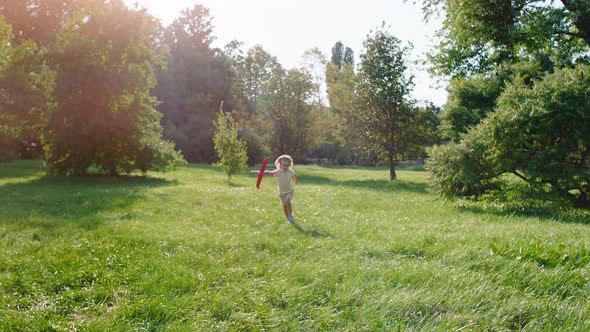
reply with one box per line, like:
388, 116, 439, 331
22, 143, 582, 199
276, 169, 296, 194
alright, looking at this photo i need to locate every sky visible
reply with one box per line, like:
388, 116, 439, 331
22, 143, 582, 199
127, 0, 448, 106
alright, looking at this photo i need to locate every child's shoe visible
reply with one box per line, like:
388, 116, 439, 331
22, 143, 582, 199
288, 215, 294, 223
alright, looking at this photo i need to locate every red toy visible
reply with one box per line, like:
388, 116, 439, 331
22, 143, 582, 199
256, 157, 269, 189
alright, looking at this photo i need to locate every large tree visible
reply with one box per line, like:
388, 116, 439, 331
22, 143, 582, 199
325, 41, 364, 164
356, 26, 414, 180
154, 4, 235, 162
43, 0, 182, 175
428, 65, 590, 205
0, 0, 82, 46
0, 16, 51, 160
239, 45, 280, 111
258, 67, 315, 159
416, 0, 590, 78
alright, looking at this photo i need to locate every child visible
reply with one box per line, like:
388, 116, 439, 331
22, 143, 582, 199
251, 155, 298, 223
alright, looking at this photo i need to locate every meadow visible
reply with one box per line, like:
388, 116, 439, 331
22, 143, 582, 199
1, 160, 589, 331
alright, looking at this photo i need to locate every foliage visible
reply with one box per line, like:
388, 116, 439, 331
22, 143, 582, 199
440, 61, 554, 142
325, 58, 368, 165
440, 75, 503, 142
154, 4, 236, 163
424, 0, 590, 78
213, 107, 247, 181
223, 44, 281, 164
0, 17, 52, 160
0, 0, 82, 46
357, 25, 414, 179
426, 121, 502, 197
330, 41, 354, 69
239, 45, 281, 111
43, 0, 183, 175
258, 67, 315, 159
237, 127, 265, 166
491, 65, 590, 203
428, 65, 590, 204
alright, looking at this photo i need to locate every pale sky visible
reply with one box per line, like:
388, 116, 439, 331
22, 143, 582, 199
127, 0, 448, 106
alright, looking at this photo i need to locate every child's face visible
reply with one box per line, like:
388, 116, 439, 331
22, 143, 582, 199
280, 160, 291, 170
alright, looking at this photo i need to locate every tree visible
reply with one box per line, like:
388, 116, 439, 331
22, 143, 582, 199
301, 47, 341, 162
0, 0, 82, 46
0, 16, 51, 160
330, 41, 354, 70
440, 75, 503, 142
154, 4, 236, 162
240, 45, 280, 111
427, 65, 590, 205
357, 25, 414, 180
415, 0, 590, 78
213, 102, 247, 181
331, 41, 344, 69
440, 61, 547, 142
259, 67, 315, 159
43, 0, 182, 175
343, 47, 354, 67
325, 42, 364, 164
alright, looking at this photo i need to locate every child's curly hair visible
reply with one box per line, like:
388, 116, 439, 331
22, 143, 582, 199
274, 154, 294, 169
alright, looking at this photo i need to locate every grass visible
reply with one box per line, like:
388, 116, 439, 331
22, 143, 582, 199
1, 160, 590, 331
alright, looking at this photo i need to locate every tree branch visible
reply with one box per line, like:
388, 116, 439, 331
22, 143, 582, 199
511, 169, 530, 183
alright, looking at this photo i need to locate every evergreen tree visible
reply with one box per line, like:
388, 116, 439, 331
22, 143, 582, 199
330, 41, 344, 69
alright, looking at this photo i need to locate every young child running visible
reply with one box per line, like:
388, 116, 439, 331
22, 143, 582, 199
252, 155, 298, 223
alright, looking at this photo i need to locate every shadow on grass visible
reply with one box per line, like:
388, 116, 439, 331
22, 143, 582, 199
291, 222, 332, 238
301, 174, 429, 194
313, 164, 426, 172
0, 160, 45, 179
0, 174, 176, 230
457, 202, 590, 225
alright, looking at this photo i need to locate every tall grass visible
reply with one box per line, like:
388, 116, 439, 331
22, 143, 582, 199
1, 160, 589, 330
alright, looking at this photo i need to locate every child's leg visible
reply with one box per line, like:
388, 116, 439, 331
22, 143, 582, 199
280, 193, 294, 219
284, 193, 293, 217
285, 201, 292, 217
281, 199, 290, 218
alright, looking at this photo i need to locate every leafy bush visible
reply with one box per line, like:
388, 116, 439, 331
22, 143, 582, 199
428, 65, 590, 205
492, 65, 590, 203
213, 110, 247, 181
426, 122, 501, 197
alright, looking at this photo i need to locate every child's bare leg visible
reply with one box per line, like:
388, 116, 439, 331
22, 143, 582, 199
282, 200, 290, 218
286, 201, 292, 217
280, 193, 293, 220
285, 193, 293, 219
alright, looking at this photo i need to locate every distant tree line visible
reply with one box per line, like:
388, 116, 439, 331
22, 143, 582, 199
0, 0, 441, 179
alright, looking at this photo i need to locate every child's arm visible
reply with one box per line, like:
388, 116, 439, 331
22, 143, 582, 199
292, 173, 298, 184
250, 170, 277, 175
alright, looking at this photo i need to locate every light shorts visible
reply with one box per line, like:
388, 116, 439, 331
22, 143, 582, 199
279, 191, 294, 203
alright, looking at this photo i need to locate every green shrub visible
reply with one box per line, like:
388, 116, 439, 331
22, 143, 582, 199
213, 109, 248, 181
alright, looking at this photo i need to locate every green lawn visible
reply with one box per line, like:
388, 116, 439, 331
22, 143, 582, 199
1, 160, 589, 331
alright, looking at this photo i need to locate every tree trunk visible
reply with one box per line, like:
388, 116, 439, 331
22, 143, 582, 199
577, 184, 589, 208
389, 154, 397, 181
